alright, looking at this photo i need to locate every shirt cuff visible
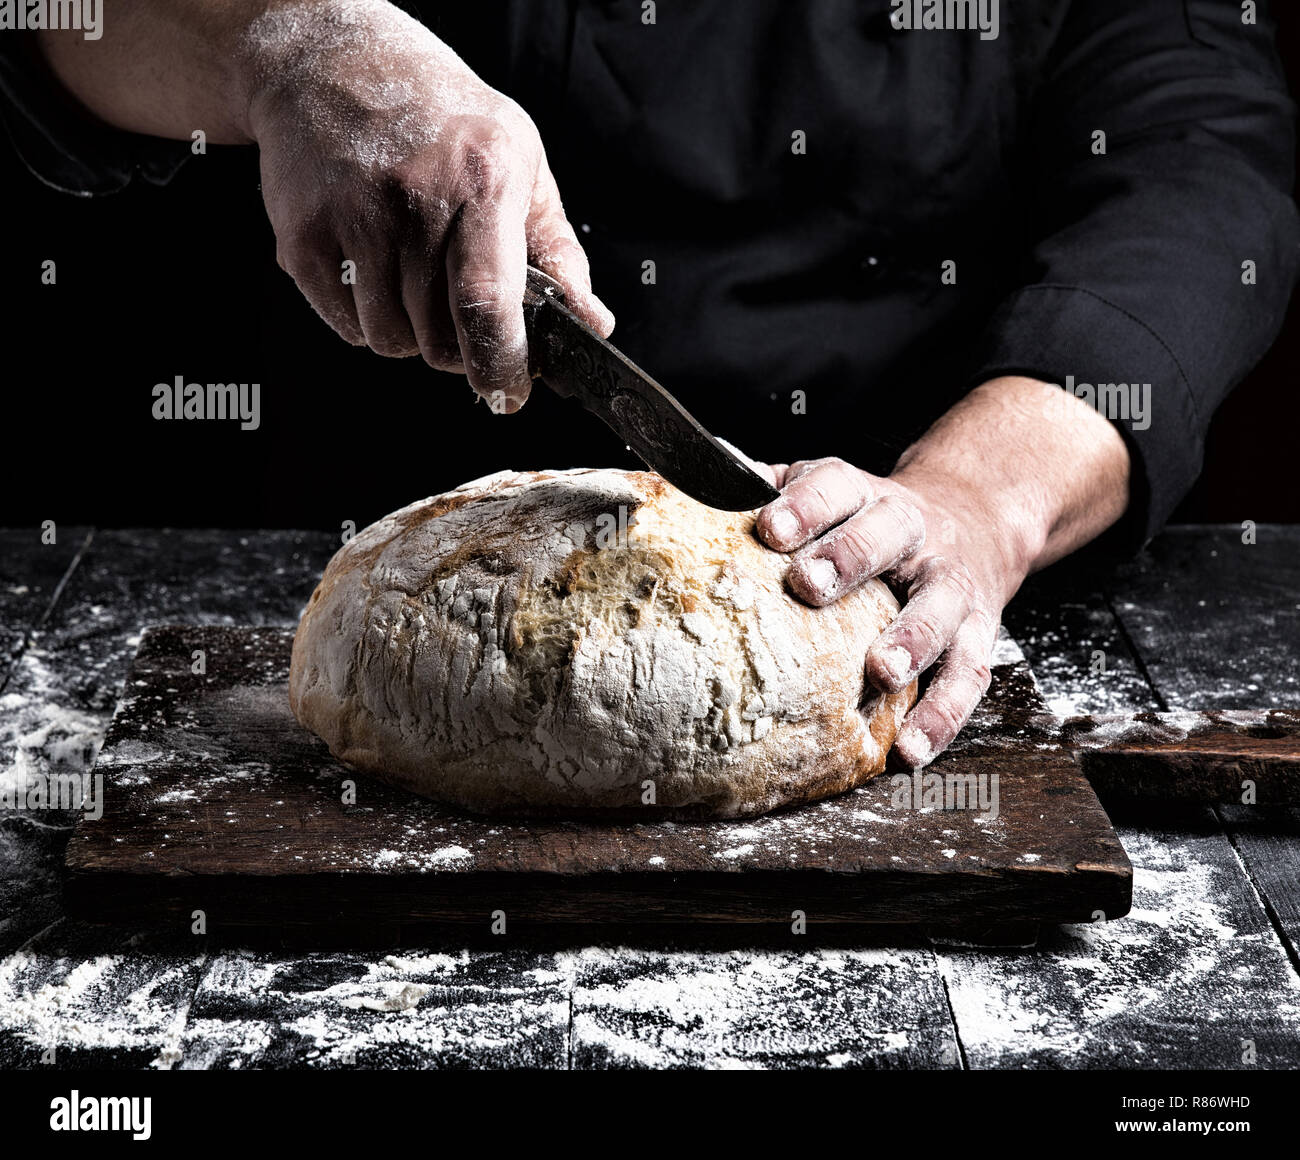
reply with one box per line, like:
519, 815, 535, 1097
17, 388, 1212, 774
966, 284, 1202, 554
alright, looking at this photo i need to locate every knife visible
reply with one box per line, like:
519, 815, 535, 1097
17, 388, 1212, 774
521, 265, 780, 511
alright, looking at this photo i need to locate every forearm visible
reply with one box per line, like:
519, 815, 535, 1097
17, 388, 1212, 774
891, 376, 1131, 589
33, 0, 345, 144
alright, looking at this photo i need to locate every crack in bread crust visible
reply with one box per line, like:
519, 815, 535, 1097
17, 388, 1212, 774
289, 469, 917, 818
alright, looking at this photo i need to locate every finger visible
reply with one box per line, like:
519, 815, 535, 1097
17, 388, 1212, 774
279, 241, 365, 346
711, 441, 789, 491
865, 556, 979, 693
782, 460, 820, 485
351, 251, 421, 357
786, 494, 925, 606
747, 461, 790, 490
756, 458, 878, 553
892, 612, 998, 769
713, 437, 777, 487
445, 196, 532, 412
400, 241, 464, 371
527, 159, 615, 337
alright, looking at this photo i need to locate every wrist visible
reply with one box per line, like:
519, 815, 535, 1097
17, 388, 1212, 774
893, 375, 1129, 580
891, 456, 1044, 601
238, 0, 415, 142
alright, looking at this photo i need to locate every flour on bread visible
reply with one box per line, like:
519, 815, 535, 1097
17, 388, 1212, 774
289, 469, 915, 818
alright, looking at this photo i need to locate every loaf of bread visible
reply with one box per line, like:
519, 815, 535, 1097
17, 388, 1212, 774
289, 469, 915, 818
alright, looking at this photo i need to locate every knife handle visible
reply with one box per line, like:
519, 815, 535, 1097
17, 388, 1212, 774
524, 265, 568, 307
523, 265, 575, 395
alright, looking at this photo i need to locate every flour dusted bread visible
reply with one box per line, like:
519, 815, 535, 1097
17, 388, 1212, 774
289, 469, 915, 818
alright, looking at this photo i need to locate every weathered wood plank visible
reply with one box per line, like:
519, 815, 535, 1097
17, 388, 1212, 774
938, 815, 1300, 1068
1107, 525, 1300, 710
964, 708, 1300, 805
942, 530, 1300, 1068
1217, 806, 1300, 968
178, 948, 569, 1069
569, 942, 957, 1069
64, 625, 1130, 930
1003, 564, 1161, 716
1073, 710, 1300, 804
1106, 525, 1300, 979
0, 920, 207, 1070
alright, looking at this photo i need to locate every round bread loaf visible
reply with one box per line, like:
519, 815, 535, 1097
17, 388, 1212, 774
289, 468, 915, 818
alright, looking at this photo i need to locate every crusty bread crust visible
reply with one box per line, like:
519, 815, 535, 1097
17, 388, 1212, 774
290, 469, 915, 818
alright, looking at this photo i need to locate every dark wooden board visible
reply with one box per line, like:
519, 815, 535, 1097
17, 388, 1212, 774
6, 525, 1298, 1069
938, 812, 1300, 1070
63, 625, 1131, 932
1106, 524, 1300, 711
1071, 711, 1300, 804
1217, 805, 1300, 970
569, 941, 958, 1069
957, 706, 1300, 804
938, 528, 1300, 1071
0, 529, 330, 957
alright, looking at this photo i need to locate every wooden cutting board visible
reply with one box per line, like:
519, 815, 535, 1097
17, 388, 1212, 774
63, 625, 1131, 935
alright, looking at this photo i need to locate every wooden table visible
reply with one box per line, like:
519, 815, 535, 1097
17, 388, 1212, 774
1, 525, 1297, 1069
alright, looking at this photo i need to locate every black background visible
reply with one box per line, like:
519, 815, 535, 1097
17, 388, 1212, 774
4, 7, 1299, 533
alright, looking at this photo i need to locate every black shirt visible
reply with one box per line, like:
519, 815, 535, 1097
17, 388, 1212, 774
5, 0, 1297, 547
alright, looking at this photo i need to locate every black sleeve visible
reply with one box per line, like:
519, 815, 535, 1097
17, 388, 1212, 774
968, 0, 1300, 550
0, 32, 191, 196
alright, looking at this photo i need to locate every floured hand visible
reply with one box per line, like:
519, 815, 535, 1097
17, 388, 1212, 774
241, 0, 613, 410
750, 377, 1132, 769
754, 457, 1011, 769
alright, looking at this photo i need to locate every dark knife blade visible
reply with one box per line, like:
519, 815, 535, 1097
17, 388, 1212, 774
522, 266, 780, 511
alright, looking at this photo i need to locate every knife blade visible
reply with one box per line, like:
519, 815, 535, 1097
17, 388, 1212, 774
521, 266, 780, 511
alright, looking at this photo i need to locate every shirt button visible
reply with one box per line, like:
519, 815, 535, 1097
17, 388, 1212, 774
860, 254, 887, 282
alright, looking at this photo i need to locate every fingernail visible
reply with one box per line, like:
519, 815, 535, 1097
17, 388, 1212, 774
485, 389, 526, 415
895, 724, 933, 770
765, 504, 800, 548
800, 556, 838, 600
874, 645, 913, 691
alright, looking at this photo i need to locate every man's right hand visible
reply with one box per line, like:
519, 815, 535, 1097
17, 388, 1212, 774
242, 1, 613, 411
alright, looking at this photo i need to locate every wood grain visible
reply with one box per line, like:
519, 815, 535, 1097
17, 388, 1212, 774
63, 624, 1131, 933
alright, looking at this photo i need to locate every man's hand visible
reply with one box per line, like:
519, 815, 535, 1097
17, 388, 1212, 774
37, 0, 613, 412
754, 376, 1132, 767
243, 1, 613, 410
755, 457, 1011, 768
